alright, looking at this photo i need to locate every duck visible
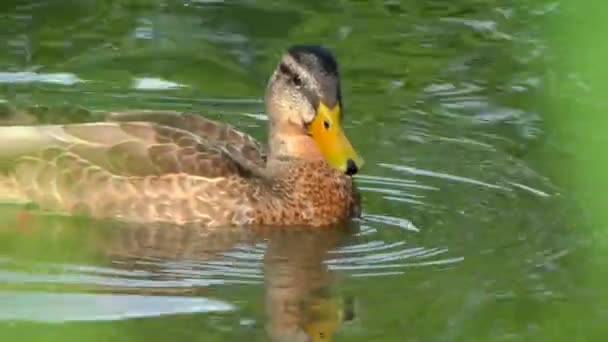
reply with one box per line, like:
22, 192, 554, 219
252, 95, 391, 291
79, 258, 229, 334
0, 45, 364, 227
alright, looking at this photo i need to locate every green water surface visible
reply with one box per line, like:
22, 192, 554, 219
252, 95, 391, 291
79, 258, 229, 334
0, 0, 603, 341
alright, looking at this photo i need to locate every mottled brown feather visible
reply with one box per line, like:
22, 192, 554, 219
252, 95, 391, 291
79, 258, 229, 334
106, 110, 267, 168
0, 112, 359, 227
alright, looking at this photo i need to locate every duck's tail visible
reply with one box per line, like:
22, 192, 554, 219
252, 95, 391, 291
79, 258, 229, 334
0, 125, 72, 204
0, 174, 28, 203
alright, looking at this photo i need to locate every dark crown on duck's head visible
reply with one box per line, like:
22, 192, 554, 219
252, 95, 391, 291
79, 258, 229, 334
286, 45, 342, 110
288, 45, 339, 75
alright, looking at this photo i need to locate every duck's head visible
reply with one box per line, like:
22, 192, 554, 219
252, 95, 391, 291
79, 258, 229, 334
265, 45, 363, 175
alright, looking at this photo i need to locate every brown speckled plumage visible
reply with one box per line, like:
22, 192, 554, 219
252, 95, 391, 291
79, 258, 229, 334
0, 45, 362, 228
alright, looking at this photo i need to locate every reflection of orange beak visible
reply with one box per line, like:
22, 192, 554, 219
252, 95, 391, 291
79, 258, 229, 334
308, 103, 364, 174
303, 294, 355, 342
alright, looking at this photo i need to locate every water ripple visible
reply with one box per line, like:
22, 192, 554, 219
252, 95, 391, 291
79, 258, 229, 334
379, 163, 510, 190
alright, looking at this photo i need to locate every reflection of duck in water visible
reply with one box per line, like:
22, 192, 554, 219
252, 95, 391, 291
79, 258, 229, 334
261, 226, 356, 342
1, 214, 355, 342
111, 221, 357, 341
0, 45, 363, 227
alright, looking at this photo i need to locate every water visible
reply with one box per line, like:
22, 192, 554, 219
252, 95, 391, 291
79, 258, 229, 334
0, 0, 601, 341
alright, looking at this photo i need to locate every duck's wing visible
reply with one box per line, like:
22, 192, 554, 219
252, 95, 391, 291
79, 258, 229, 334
0, 121, 262, 178
0, 121, 267, 221
106, 110, 267, 168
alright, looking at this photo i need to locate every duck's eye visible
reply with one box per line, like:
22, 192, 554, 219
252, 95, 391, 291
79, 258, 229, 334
292, 74, 303, 87
323, 120, 330, 129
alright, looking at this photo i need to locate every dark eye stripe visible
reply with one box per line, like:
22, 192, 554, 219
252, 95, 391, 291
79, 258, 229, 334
279, 62, 292, 76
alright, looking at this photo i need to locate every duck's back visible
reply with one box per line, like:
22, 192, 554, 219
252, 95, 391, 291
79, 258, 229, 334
0, 110, 268, 224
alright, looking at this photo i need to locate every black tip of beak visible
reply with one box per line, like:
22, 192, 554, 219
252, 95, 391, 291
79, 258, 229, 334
345, 159, 358, 176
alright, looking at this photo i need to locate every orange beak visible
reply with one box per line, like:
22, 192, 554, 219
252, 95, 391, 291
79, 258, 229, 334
308, 102, 363, 174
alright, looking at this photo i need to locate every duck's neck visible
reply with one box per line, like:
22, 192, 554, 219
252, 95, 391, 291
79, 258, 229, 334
267, 121, 324, 162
